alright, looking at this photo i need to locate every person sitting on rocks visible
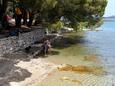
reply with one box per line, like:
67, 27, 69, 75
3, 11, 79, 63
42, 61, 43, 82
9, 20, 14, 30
42, 38, 52, 56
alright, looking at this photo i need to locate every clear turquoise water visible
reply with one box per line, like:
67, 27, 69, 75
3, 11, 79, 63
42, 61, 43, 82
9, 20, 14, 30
40, 21, 115, 86
85, 21, 115, 75
46, 21, 115, 75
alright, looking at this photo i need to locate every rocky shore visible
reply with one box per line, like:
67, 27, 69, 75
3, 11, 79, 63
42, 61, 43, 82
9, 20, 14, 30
0, 51, 58, 86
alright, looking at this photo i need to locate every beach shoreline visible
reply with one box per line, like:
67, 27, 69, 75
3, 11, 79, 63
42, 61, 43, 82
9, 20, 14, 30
1, 52, 115, 86
0, 55, 58, 86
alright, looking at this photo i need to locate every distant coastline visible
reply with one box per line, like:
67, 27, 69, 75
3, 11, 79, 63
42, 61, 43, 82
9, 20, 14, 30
103, 16, 115, 22
103, 18, 115, 22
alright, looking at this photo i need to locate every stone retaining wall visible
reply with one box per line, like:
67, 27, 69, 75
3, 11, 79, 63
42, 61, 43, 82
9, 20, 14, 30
0, 29, 45, 56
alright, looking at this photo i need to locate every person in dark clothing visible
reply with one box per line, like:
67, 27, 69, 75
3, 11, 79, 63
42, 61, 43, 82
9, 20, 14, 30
15, 7, 22, 27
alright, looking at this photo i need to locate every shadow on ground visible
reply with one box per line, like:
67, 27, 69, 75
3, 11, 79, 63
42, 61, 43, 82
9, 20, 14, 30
0, 44, 60, 86
0, 57, 32, 86
0, 49, 34, 86
50, 50, 60, 55
35, 50, 60, 58
52, 34, 85, 49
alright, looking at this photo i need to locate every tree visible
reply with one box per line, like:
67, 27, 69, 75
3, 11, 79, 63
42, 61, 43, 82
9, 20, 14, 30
58, 0, 108, 30
0, 0, 107, 30
0, 0, 9, 28
34, 0, 107, 30
20, 0, 44, 26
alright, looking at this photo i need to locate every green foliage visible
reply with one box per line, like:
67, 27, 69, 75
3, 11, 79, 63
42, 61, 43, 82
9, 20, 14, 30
51, 21, 64, 30
66, 0, 107, 25
73, 22, 89, 31
0, 0, 107, 30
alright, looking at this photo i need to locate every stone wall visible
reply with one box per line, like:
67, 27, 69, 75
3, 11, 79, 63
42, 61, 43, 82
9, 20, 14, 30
0, 29, 45, 56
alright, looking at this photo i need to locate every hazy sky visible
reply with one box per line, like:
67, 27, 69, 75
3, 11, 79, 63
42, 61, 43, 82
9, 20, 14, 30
104, 0, 115, 17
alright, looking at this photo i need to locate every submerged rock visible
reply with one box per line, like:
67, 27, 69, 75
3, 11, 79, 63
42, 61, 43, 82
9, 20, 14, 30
58, 64, 105, 75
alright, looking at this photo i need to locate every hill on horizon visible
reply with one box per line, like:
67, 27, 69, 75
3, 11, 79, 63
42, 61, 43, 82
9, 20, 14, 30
104, 15, 115, 18
103, 16, 115, 21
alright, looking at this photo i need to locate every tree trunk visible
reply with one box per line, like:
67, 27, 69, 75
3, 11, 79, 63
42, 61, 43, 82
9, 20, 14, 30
21, 8, 27, 25
1, 0, 9, 28
27, 12, 34, 26
0, 4, 3, 21
15, 14, 22, 27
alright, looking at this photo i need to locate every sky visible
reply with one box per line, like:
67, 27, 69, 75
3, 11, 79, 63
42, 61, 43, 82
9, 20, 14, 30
104, 0, 115, 17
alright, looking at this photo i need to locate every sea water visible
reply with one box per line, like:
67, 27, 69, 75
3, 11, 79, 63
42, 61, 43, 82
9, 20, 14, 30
40, 21, 115, 86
